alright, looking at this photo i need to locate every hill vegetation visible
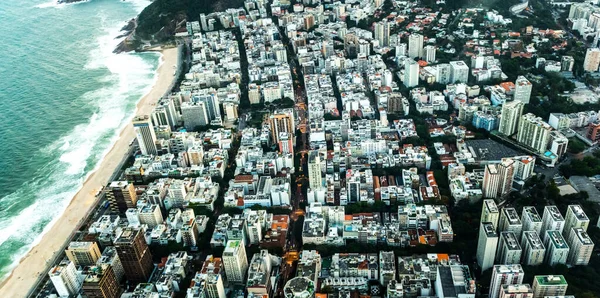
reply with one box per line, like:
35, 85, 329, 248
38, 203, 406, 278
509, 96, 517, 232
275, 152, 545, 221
136, 0, 244, 40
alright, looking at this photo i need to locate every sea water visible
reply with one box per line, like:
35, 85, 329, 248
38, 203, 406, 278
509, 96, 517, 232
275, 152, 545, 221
0, 0, 159, 278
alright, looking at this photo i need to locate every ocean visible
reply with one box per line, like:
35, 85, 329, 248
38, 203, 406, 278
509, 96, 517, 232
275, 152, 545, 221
0, 0, 159, 278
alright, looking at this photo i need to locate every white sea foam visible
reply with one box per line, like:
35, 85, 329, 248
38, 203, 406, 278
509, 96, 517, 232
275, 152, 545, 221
35, 0, 90, 9
0, 0, 158, 279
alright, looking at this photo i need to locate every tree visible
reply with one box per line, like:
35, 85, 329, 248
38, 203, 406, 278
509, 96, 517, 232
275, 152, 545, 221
568, 138, 586, 154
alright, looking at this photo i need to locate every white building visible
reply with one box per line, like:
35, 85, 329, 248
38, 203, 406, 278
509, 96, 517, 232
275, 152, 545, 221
567, 227, 594, 266
477, 222, 499, 272
522, 231, 546, 266
424, 45, 436, 63
499, 284, 533, 298
496, 231, 522, 265
408, 33, 423, 59
544, 230, 569, 266
482, 160, 514, 199
404, 59, 419, 88
49, 260, 83, 297
512, 156, 535, 182
489, 264, 524, 298
499, 101, 524, 136
481, 199, 500, 229
222, 240, 248, 283
541, 206, 565, 240
517, 113, 552, 154
138, 204, 164, 228
449, 61, 469, 83
521, 206, 542, 235
499, 207, 523, 238
514, 76, 532, 104
133, 115, 158, 156
562, 205, 590, 241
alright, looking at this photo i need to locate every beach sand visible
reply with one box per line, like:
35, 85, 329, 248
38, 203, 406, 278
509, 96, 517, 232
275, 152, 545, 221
0, 47, 180, 297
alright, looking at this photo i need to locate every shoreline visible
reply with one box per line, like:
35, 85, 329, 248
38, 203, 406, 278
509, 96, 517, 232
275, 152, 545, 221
0, 46, 180, 297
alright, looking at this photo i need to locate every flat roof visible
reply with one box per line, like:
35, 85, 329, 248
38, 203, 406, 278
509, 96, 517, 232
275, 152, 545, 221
482, 222, 498, 237
535, 275, 567, 286
522, 207, 541, 222
546, 231, 569, 249
568, 205, 589, 221
465, 139, 521, 162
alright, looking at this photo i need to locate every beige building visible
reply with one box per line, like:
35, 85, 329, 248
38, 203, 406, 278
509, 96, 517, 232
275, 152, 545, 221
584, 48, 600, 72
65, 241, 102, 267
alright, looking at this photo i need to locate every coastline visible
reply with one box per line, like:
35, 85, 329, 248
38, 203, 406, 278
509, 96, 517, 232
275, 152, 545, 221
0, 46, 180, 297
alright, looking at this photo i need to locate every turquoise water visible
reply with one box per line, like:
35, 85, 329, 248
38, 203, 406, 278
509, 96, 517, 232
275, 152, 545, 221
0, 0, 159, 278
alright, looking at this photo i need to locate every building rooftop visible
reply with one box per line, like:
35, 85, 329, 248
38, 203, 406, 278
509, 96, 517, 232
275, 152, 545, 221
223, 240, 243, 255
568, 205, 589, 221
574, 228, 594, 245
535, 275, 567, 286
523, 206, 542, 222
545, 206, 564, 221
482, 222, 498, 237
524, 231, 544, 249
114, 228, 139, 244
546, 230, 569, 249
484, 199, 499, 213
501, 232, 521, 250
503, 208, 521, 225
501, 284, 532, 293
464, 139, 520, 162
493, 264, 524, 274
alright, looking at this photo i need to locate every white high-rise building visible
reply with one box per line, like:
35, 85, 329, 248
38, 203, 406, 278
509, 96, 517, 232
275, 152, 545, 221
48, 260, 83, 297
544, 230, 569, 266
516, 113, 553, 154
496, 231, 522, 265
499, 284, 534, 298
424, 45, 436, 63
499, 101, 524, 136
308, 151, 323, 190
541, 206, 565, 240
374, 20, 390, 47
521, 206, 543, 235
133, 115, 158, 156
435, 63, 452, 84
549, 131, 569, 158
482, 160, 515, 199
514, 76, 533, 104
489, 264, 524, 298
499, 207, 523, 238
138, 204, 164, 228
584, 48, 600, 72
404, 59, 419, 88
188, 255, 226, 298
396, 43, 407, 57
222, 240, 248, 283
522, 231, 546, 266
481, 199, 500, 229
449, 61, 469, 83
567, 227, 594, 265
477, 222, 499, 272
408, 33, 423, 59
562, 205, 590, 241
511, 156, 535, 181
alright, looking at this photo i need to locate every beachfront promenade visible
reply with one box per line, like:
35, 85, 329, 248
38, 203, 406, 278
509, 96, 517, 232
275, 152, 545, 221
0, 46, 181, 298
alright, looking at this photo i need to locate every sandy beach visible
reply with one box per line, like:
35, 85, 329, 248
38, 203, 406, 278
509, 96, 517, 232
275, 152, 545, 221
0, 46, 180, 297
